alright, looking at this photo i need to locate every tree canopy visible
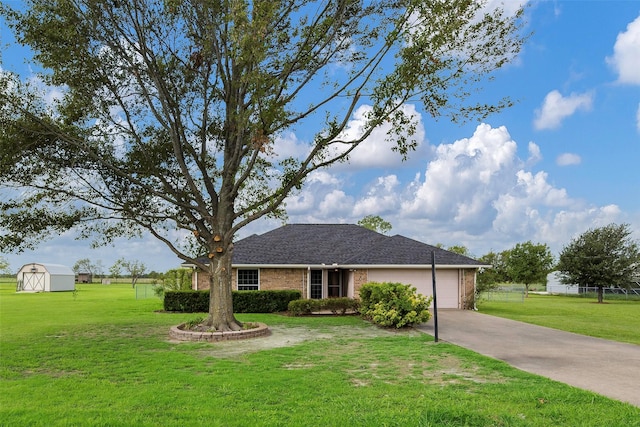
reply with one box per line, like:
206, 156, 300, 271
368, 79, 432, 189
557, 223, 640, 303
476, 249, 510, 293
357, 215, 392, 235
0, 0, 526, 330
446, 245, 472, 257
113, 258, 147, 288
506, 241, 553, 297
73, 258, 106, 279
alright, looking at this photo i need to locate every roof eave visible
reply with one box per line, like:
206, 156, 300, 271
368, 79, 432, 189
184, 263, 490, 269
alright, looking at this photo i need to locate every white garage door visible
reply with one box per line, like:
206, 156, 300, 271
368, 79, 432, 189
366, 269, 460, 309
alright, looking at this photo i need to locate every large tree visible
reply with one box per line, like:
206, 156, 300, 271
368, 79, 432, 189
506, 241, 553, 297
557, 223, 640, 303
357, 215, 392, 235
0, 0, 526, 330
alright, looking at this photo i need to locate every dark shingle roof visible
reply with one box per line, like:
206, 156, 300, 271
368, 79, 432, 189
231, 224, 484, 267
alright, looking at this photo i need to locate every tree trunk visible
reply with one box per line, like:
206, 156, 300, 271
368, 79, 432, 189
524, 284, 529, 298
205, 248, 242, 331
597, 286, 604, 303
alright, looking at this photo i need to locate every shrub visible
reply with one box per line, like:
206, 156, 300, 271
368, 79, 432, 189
164, 290, 208, 312
359, 282, 432, 328
288, 297, 359, 316
288, 299, 321, 316
164, 289, 301, 313
154, 268, 193, 297
322, 297, 359, 315
233, 290, 301, 313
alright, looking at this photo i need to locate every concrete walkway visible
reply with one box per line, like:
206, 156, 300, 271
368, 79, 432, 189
416, 310, 640, 407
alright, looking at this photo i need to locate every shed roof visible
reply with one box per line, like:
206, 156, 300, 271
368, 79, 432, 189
219, 224, 486, 267
19, 263, 75, 275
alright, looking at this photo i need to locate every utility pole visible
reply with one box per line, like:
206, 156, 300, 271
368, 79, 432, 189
431, 251, 438, 343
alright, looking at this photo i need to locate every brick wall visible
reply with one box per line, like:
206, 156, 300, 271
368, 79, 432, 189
194, 268, 309, 297
352, 269, 369, 297
256, 268, 307, 295
195, 270, 210, 290
461, 268, 476, 309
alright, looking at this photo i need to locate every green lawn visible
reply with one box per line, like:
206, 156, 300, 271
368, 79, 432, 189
479, 293, 640, 346
1, 283, 639, 426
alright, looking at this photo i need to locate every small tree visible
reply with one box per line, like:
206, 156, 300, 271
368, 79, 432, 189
73, 258, 96, 274
108, 262, 122, 283
557, 223, 640, 303
93, 260, 105, 279
155, 268, 192, 297
506, 241, 554, 297
357, 215, 392, 235
113, 258, 146, 288
0, 256, 10, 274
476, 249, 510, 298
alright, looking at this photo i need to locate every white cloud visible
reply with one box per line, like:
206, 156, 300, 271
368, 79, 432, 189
307, 170, 341, 186
533, 90, 593, 130
318, 190, 353, 217
606, 15, 640, 85
401, 124, 520, 233
272, 131, 311, 160
534, 204, 622, 250
333, 104, 428, 169
556, 153, 581, 166
492, 170, 572, 236
527, 141, 542, 165
352, 175, 402, 217
271, 103, 430, 170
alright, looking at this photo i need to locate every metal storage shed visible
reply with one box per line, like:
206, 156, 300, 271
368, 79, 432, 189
16, 263, 76, 292
546, 271, 578, 295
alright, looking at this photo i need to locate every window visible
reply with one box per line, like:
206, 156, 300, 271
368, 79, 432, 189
237, 269, 259, 291
310, 269, 322, 299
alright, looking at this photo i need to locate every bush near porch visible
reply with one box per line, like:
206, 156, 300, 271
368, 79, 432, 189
288, 297, 359, 316
359, 282, 432, 328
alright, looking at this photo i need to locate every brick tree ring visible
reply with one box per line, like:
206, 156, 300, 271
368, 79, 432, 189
169, 322, 270, 342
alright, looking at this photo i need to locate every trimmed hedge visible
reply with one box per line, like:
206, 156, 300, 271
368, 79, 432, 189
288, 297, 359, 316
164, 290, 207, 313
233, 290, 301, 313
164, 290, 301, 313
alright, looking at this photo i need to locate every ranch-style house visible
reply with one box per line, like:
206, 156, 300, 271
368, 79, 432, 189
183, 224, 489, 309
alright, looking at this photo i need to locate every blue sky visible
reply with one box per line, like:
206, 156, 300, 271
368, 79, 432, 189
1, 1, 639, 273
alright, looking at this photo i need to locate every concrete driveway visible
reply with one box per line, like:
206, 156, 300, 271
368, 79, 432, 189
416, 310, 640, 407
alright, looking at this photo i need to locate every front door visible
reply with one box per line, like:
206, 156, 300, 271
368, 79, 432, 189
328, 270, 341, 297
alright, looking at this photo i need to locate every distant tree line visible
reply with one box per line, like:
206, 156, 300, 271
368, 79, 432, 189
474, 223, 639, 303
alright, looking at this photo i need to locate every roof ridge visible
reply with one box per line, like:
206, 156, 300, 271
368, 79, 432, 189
342, 233, 391, 264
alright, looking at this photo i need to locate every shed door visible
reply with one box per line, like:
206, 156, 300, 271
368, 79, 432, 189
23, 272, 45, 291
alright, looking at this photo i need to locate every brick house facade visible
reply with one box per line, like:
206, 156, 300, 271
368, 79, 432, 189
185, 224, 489, 309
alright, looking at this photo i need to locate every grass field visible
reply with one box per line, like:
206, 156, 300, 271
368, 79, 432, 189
1, 281, 639, 426
479, 293, 640, 346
